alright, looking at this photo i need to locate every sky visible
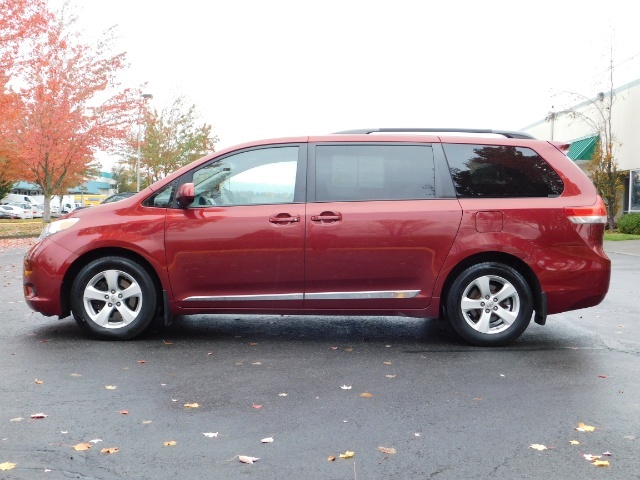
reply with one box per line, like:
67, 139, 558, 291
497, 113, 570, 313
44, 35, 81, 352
48, 0, 640, 169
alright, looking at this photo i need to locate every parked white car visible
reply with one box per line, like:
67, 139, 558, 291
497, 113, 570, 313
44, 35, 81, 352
0, 204, 32, 219
10, 203, 36, 219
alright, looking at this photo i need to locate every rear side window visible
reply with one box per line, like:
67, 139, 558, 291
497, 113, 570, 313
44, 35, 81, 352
314, 145, 435, 201
443, 144, 564, 198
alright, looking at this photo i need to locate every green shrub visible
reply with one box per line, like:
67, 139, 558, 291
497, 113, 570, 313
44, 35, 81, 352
617, 213, 640, 235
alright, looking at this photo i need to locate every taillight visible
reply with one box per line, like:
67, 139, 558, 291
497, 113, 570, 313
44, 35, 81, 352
564, 197, 608, 224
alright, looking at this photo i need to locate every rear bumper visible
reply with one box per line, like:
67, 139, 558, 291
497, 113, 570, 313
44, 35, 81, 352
23, 238, 77, 317
526, 245, 610, 314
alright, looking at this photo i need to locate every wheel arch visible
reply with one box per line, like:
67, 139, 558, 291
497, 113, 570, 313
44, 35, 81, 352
439, 251, 543, 321
60, 248, 164, 318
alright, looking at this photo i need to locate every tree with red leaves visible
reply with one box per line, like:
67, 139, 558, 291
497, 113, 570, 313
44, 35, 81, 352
1, 1, 139, 221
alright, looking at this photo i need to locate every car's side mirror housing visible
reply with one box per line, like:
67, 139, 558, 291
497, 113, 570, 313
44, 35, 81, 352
176, 183, 195, 208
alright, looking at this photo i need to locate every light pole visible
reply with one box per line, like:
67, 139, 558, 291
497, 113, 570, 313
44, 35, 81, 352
136, 93, 153, 192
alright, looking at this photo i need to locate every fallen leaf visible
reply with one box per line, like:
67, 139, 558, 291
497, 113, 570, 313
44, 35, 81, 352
261, 437, 274, 443
344, 348, 353, 352
530, 444, 548, 451
377, 446, 396, 454
105, 386, 117, 390
359, 392, 373, 398
89, 439, 102, 444
30, 413, 48, 419
570, 440, 580, 445
386, 375, 396, 378
35, 379, 43, 384
0, 462, 16, 471
171, 399, 177, 402
414, 433, 421, 437
72, 443, 91, 451
339, 451, 355, 459
207, 352, 213, 355
119, 410, 128, 415
252, 404, 263, 409
137, 360, 146, 364
101, 447, 118, 454
238, 455, 260, 464
249, 342, 259, 346
184, 403, 199, 408
473, 397, 484, 401
278, 393, 288, 397
327, 455, 336, 461
252, 362, 262, 365
10, 417, 23, 422
203, 432, 219, 438
142, 420, 153, 424
383, 362, 393, 365
575, 422, 596, 432
340, 385, 352, 390
163, 441, 176, 446
598, 375, 607, 379
330, 346, 338, 350
163, 340, 173, 345
583, 454, 601, 461
603, 451, 612, 456
70, 373, 82, 377
592, 460, 610, 467
61, 430, 68, 434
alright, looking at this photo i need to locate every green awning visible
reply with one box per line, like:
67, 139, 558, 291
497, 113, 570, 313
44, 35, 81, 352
567, 135, 599, 160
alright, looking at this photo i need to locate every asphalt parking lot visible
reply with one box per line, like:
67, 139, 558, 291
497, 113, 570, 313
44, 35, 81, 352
0, 240, 638, 479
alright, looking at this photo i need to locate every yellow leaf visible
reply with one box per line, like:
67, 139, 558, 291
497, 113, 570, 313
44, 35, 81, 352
72, 443, 91, 451
163, 441, 177, 446
576, 422, 595, 432
339, 451, 355, 459
377, 446, 396, 454
570, 440, 580, 445
359, 392, 373, 398
105, 385, 117, 390
101, 447, 119, 454
0, 462, 17, 471
530, 444, 548, 451
593, 460, 610, 467
184, 403, 199, 408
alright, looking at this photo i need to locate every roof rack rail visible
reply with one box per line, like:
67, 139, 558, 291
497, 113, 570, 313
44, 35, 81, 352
332, 128, 535, 140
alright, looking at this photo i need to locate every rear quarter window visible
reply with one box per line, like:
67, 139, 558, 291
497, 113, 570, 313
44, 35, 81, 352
443, 144, 564, 198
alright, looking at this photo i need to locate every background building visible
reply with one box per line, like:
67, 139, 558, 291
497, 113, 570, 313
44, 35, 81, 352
523, 78, 640, 214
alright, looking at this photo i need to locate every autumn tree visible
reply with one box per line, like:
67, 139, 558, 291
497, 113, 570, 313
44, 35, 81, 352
0, 0, 49, 200
2, 5, 139, 222
117, 96, 218, 190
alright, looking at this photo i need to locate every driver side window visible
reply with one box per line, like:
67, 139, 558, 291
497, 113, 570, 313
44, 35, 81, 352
191, 146, 299, 207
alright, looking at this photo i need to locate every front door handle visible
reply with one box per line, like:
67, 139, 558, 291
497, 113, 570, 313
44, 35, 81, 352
310, 211, 342, 223
269, 213, 300, 224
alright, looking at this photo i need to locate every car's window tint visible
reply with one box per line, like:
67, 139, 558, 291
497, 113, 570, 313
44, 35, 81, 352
191, 147, 298, 207
314, 145, 435, 202
443, 144, 564, 197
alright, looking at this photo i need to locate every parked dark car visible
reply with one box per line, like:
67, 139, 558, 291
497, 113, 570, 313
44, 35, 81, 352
23, 128, 610, 346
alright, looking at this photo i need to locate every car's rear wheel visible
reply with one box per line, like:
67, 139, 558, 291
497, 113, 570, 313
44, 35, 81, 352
70, 257, 157, 340
445, 262, 533, 346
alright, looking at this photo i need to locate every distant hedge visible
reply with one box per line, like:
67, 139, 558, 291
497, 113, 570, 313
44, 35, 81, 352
617, 213, 640, 235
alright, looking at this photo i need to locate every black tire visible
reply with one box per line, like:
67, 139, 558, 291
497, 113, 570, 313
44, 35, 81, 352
445, 262, 533, 347
70, 256, 157, 340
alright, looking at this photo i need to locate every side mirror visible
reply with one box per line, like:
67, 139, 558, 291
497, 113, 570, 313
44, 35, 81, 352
176, 183, 195, 208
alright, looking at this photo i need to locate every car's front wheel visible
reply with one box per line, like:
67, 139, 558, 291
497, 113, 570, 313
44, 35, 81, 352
70, 257, 157, 340
445, 262, 533, 346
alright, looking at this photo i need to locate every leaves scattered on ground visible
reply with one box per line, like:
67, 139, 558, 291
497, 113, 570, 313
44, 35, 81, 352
0, 462, 17, 471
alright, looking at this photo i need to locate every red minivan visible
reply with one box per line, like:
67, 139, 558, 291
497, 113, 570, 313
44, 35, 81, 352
23, 129, 611, 346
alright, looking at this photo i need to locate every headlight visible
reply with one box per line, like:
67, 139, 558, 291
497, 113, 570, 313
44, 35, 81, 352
38, 218, 80, 241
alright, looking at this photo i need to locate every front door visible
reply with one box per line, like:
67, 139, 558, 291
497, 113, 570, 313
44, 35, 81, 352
165, 144, 307, 310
